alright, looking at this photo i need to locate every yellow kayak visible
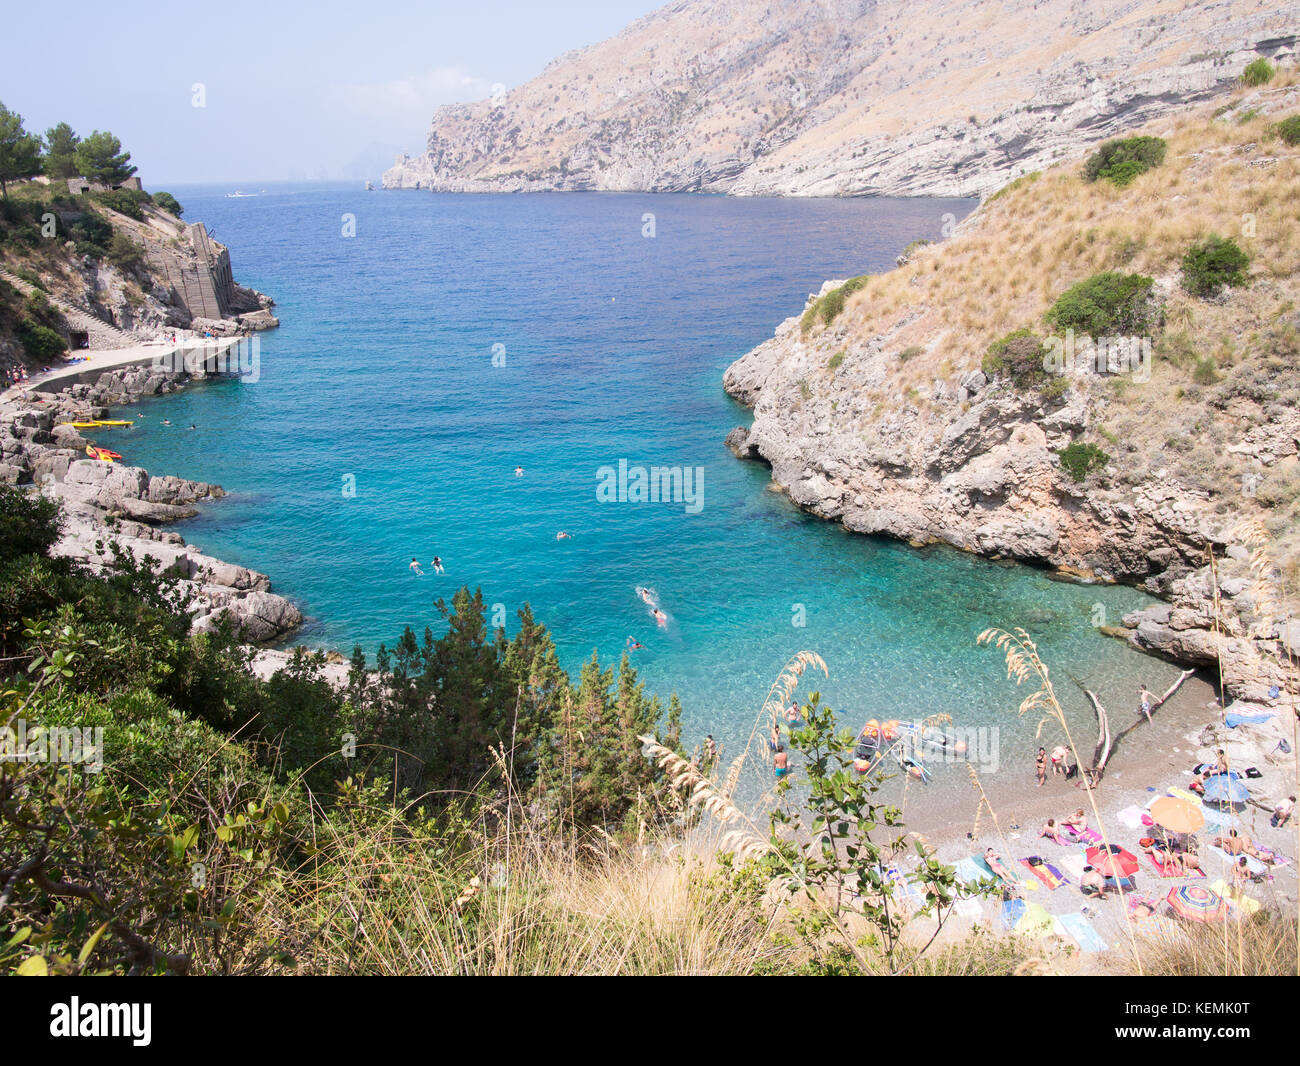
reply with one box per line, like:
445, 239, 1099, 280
60, 420, 134, 429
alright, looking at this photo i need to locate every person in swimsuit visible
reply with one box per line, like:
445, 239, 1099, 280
636, 586, 655, 605
1035, 747, 1047, 787
652, 608, 667, 627
409, 558, 423, 575
1040, 819, 1068, 845
626, 636, 643, 651
432, 556, 444, 574
705, 735, 718, 763
1137, 685, 1155, 723
556, 531, 571, 540
1272, 795, 1295, 828
1062, 808, 1088, 834
1050, 745, 1069, 777
773, 745, 790, 779
514, 465, 523, 477
1079, 865, 1109, 900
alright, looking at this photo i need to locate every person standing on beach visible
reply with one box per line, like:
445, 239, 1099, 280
1137, 685, 1155, 722
1050, 744, 1069, 777
1035, 747, 1047, 787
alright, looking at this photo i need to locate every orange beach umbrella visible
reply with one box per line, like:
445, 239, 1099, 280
1150, 796, 1205, 835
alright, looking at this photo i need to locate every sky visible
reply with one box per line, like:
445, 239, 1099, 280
0, 0, 664, 186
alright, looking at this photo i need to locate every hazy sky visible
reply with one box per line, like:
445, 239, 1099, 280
1, 0, 663, 186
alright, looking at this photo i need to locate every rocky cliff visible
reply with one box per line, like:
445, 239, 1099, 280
385, 0, 1298, 198
0, 366, 302, 643
723, 85, 1300, 704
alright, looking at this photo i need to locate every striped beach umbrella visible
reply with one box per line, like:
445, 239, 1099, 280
1166, 884, 1228, 923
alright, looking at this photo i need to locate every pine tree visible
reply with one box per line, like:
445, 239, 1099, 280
0, 102, 42, 198
43, 122, 80, 179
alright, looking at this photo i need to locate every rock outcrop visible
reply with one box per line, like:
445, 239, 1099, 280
1, 367, 301, 644
721, 94, 1300, 706
385, 0, 1298, 199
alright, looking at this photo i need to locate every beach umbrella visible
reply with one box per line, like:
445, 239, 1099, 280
1166, 884, 1228, 923
1087, 845, 1139, 879
1150, 796, 1204, 835
1202, 773, 1249, 805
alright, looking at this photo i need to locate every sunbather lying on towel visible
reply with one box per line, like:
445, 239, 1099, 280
1040, 819, 1069, 845
984, 847, 1016, 884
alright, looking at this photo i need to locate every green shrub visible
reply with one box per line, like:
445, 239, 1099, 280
106, 230, 144, 273
828, 349, 845, 370
1181, 236, 1250, 296
801, 274, 869, 334
1057, 441, 1111, 482
12, 266, 43, 290
982, 328, 1052, 389
899, 345, 923, 362
1045, 272, 1157, 336
18, 320, 65, 360
92, 187, 146, 221
69, 211, 112, 255
1082, 136, 1167, 186
1241, 58, 1275, 86
1274, 115, 1300, 147
152, 190, 183, 217
1192, 357, 1221, 385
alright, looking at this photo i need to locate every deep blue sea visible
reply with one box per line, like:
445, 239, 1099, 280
116, 182, 1181, 797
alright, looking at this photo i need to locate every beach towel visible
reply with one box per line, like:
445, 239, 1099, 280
1068, 827, 1103, 845
954, 897, 983, 919
1057, 853, 1088, 881
1057, 912, 1108, 953
1210, 879, 1261, 916
1117, 805, 1146, 830
1000, 898, 1026, 930
1209, 847, 1267, 876
1168, 787, 1203, 806
1225, 711, 1273, 728
976, 853, 1021, 885
1146, 852, 1206, 879
954, 857, 990, 886
1020, 858, 1069, 890
884, 866, 925, 912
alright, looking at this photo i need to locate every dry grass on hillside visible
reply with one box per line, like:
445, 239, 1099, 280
802, 79, 1300, 583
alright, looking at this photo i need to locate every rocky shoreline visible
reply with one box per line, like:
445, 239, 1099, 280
1, 363, 302, 643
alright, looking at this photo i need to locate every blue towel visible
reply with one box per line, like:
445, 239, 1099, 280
954, 857, 989, 885
1058, 912, 1108, 952
1226, 711, 1273, 728
1000, 899, 1026, 930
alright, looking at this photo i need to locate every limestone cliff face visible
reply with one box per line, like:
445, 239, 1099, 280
385, 0, 1298, 198
722, 88, 1300, 702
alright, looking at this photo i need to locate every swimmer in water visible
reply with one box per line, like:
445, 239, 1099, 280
432, 556, 444, 574
409, 558, 424, 576
652, 608, 667, 627
162, 419, 172, 426
514, 465, 523, 477
556, 531, 571, 540
636, 586, 655, 605
626, 636, 643, 650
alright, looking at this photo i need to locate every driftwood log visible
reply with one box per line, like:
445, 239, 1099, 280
1080, 669, 1196, 783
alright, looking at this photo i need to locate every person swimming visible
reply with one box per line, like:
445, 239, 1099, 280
514, 465, 523, 477
652, 608, 667, 627
556, 531, 571, 540
431, 556, 444, 574
409, 558, 424, 575
626, 636, 643, 650
636, 586, 655, 605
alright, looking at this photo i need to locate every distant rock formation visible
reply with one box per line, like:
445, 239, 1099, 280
384, 0, 1298, 198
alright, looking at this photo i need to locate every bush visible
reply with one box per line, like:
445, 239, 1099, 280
899, 345, 923, 362
1045, 272, 1157, 337
1057, 441, 1111, 482
69, 211, 112, 255
1082, 136, 1167, 186
152, 190, 183, 217
801, 274, 869, 333
106, 230, 144, 273
17, 320, 65, 360
1192, 357, 1221, 385
1274, 115, 1300, 147
1241, 58, 1275, 86
828, 350, 845, 370
983, 328, 1049, 386
1181, 236, 1250, 296
93, 188, 146, 221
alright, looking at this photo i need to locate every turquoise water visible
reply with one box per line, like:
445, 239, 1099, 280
115, 183, 1181, 789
